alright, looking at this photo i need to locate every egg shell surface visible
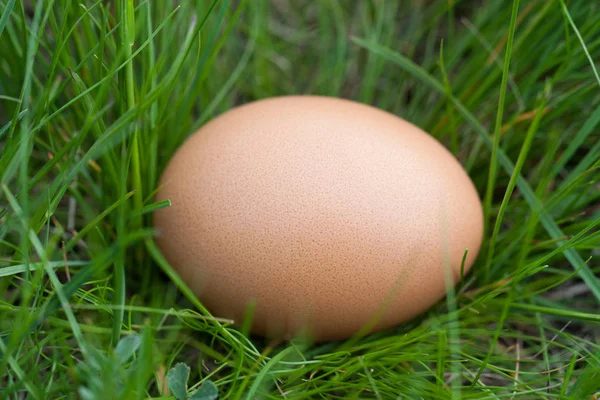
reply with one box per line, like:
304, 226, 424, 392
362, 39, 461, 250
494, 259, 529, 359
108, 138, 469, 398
154, 95, 484, 341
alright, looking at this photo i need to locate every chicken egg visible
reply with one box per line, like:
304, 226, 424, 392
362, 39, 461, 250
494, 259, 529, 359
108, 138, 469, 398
154, 95, 483, 341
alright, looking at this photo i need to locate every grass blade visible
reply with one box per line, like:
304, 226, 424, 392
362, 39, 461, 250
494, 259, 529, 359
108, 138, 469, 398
484, 85, 549, 275
482, 0, 521, 266
559, 0, 600, 88
0, 0, 17, 39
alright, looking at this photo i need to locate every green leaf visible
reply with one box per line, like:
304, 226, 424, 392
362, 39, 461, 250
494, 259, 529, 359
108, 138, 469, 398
168, 362, 191, 400
567, 360, 600, 399
127, 199, 171, 219
77, 387, 95, 400
0, 260, 88, 278
0, 0, 17, 40
0, 110, 27, 140
190, 380, 219, 400
559, 0, 600, 88
115, 334, 140, 364
65, 190, 136, 252
242, 347, 295, 400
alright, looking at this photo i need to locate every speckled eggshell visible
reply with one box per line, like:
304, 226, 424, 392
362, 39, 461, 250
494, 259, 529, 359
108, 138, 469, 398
154, 95, 484, 341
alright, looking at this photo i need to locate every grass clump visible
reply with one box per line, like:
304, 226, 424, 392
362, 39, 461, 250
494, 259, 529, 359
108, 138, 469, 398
1, 0, 600, 398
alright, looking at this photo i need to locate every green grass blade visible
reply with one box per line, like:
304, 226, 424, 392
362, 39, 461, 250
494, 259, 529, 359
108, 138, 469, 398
482, 0, 521, 264
243, 347, 295, 400
0, 260, 88, 278
560, 0, 600, 87
484, 85, 549, 275
0, 0, 17, 39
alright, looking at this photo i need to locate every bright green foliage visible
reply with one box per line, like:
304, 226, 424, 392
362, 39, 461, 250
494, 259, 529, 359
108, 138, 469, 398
1, 0, 599, 399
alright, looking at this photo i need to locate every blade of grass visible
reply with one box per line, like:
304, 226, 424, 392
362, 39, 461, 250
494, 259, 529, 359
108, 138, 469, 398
559, 0, 600, 88
127, 199, 171, 219
64, 190, 136, 252
507, 303, 600, 322
0, 0, 17, 39
243, 347, 295, 400
482, 0, 520, 283
123, 0, 143, 225
0, 109, 27, 140
484, 84, 549, 276
359, 356, 383, 400
145, 0, 159, 193
0, 260, 88, 278
439, 40, 459, 156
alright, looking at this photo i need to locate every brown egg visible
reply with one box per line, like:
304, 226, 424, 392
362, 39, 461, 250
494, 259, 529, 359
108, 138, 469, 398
154, 96, 483, 341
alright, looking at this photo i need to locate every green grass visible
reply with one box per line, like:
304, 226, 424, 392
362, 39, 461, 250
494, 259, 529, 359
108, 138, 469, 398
1, 0, 600, 398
